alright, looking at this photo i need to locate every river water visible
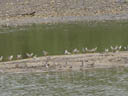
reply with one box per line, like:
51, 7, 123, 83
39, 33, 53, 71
0, 68, 128, 96
0, 21, 128, 60
0, 21, 128, 95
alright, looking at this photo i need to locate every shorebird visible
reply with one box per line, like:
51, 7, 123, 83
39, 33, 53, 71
82, 48, 86, 53
124, 46, 128, 50
0, 56, 3, 61
116, 45, 122, 52
64, 50, 71, 55
42, 50, 48, 56
105, 48, 109, 53
8, 55, 13, 61
110, 46, 117, 51
118, 45, 122, 50
33, 55, 37, 59
85, 47, 97, 53
16, 54, 22, 59
92, 47, 97, 52
110, 45, 122, 52
72, 48, 79, 54
26, 53, 34, 58
45, 63, 49, 68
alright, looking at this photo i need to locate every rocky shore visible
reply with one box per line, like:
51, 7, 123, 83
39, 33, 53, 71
0, 0, 128, 26
0, 51, 128, 73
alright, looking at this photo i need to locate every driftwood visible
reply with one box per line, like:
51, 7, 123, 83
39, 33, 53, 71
20, 11, 36, 16
2, 11, 36, 17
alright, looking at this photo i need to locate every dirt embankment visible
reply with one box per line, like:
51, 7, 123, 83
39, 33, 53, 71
0, 0, 128, 26
0, 52, 128, 73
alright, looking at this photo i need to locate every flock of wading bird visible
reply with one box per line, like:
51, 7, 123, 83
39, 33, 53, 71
0, 45, 127, 62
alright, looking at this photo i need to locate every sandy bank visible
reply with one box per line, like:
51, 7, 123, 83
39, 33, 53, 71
0, 51, 128, 73
0, 0, 128, 26
1, 14, 128, 26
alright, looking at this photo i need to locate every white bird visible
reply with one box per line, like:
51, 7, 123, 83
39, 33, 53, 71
124, 46, 127, 50
8, 55, 13, 61
33, 55, 39, 60
33, 55, 37, 58
110, 46, 117, 52
45, 63, 49, 68
0, 56, 3, 61
82, 48, 86, 53
42, 50, 48, 56
92, 47, 97, 52
115, 46, 118, 50
111, 45, 122, 52
85, 47, 97, 53
85, 47, 88, 51
105, 48, 109, 53
110, 46, 114, 50
26, 53, 34, 58
72, 48, 79, 54
16, 54, 22, 59
64, 50, 71, 55
118, 45, 122, 50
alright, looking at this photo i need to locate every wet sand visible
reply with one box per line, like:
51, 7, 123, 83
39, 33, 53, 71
0, 51, 128, 73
